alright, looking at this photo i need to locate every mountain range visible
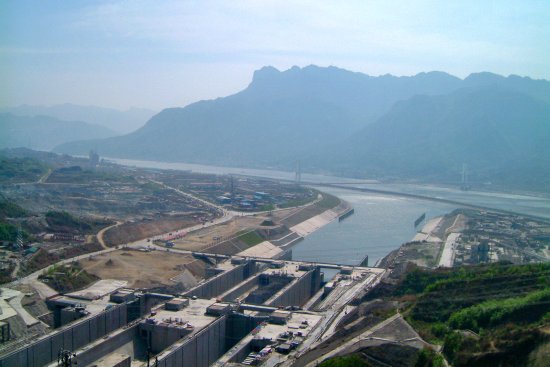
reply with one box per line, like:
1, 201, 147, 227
0, 113, 117, 152
314, 86, 550, 189
53, 66, 466, 165
0, 104, 156, 134
48, 65, 550, 191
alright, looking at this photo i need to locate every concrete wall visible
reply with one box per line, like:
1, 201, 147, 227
0, 304, 127, 367
73, 323, 140, 366
267, 268, 322, 308
139, 323, 193, 354
154, 316, 227, 367
184, 262, 256, 299
220, 275, 259, 302
140, 293, 173, 316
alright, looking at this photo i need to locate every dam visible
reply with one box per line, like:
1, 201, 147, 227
0, 253, 384, 367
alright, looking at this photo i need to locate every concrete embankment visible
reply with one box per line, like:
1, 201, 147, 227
412, 216, 444, 243
290, 209, 341, 237
287, 199, 351, 239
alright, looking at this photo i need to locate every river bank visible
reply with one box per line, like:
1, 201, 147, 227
105, 157, 550, 267
107, 157, 550, 220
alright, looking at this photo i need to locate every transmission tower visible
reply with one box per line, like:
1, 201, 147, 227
16, 225, 23, 249
295, 160, 302, 183
461, 163, 469, 191
230, 175, 235, 202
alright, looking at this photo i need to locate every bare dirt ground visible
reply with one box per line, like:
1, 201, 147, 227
172, 215, 264, 251
79, 249, 205, 289
171, 208, 301, 252
398, 241, 443, 268
103, 215, 200, 246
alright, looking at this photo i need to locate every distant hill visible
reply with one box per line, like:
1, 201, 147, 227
312, 86, 550, 190
53, 65, 550, 191
54, 65, 463, 166
0, 113, 117, 151
0, 104, 156, 134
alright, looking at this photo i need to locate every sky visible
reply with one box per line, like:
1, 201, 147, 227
1, 0, 549, 111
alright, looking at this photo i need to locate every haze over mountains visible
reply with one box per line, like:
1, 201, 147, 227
0, 104, 156, 134
317, 87, 550, 188
0, 113, 117, 151
53, 67, 459, 159
38, 65, 550, 191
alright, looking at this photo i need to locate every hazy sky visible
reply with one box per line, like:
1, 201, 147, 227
2, 1, 549, 110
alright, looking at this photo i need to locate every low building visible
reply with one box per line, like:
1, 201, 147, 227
206, 302, 232, 316
110, 289, 136, 304
165, 297, 189, 311
269, 310, 291, 325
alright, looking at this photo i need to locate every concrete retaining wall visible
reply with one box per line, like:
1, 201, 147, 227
184, 262, 256, 299
154, 316, 227, 367
74, 323, 140, 366
267, 268, 322, 307
220, 275, 259, 302
0, 304, 127, 367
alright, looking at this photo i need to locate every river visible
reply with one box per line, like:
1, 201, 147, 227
107, 158, 550, 266
292, 186, 458, 266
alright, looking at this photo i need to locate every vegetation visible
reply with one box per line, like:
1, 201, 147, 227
45, 210, 113, 234
318, 346, 445, 367
391, 262, 550, 366
0, 155, 48, 183
0, 198, 28, 219
39, 262, 99, 293
0, 222, 27, 242
0, 200, 30, 242
319, 355, 370, 367
414, 348, 445, 367
260, 204, 275, 211
237, 230, 264, 246
405, 263, 549, 325
20, 243, 103, 276
45, 210, 92, 233
448, 288, 550, 332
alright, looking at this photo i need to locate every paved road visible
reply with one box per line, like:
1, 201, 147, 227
5, 180, 244, 298
304, 313, 402, 367
7, 292, 40, 326
3, 178, 341, 336
439, 233, 459, 267
285, 271, 385, 367
37, 168, 52, 184
96, 221, 122, 249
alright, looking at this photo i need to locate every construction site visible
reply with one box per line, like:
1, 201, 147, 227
1, 149, 375, 367
8, 151, 548, 366
0, 245, 385, 367
381, 208, 550, 270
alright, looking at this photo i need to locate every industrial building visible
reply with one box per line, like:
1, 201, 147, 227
0, 254, 384, 367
